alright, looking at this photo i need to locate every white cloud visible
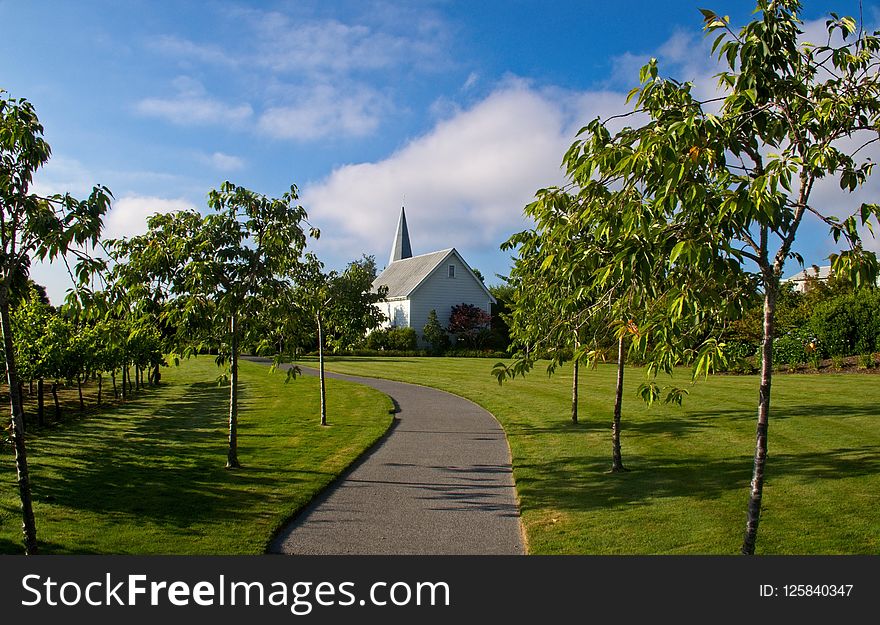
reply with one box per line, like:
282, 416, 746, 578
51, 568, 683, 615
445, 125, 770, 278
135, 76, 253, 126
150, 35, 236, 67
258, 84, 387, 140
201, 151, 245, 172
247, 10, 446, 75
302, 83, 627, 264
104, 195, 194, 241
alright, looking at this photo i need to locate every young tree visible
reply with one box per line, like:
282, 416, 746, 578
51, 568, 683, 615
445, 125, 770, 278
112, 182, 312, 467
422, 309, 450, 354
565, 1, 880, 552
0, 91, 112, 553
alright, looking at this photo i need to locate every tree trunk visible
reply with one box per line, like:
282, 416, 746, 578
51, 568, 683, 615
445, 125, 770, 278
742, 283, 777, 555
611, 335, 627, 473
318, 313, 327, 426
76, 374, 84, 412
37, 379, 44, 427
111, 370, 118, 399
18, 382, 26, 432
97, 373, 102, 406
153, 363, 160, 385
52, 382, 60, 420
0, 294, 39, 554
135, 365, 141, 391
571, 358, 579, 424
121, 366, 127, 400
29, 378, 33, 394
227, 313, 241, 468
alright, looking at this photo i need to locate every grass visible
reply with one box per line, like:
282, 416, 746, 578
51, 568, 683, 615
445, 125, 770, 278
317, 356, 880, 555
0, 357, 392, 554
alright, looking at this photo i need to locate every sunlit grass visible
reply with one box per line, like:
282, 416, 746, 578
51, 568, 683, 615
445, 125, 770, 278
319, 357, 880, 555
0, 357, 392, 554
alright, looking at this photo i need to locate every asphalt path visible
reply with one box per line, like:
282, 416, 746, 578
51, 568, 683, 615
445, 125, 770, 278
251, 359, 525, 555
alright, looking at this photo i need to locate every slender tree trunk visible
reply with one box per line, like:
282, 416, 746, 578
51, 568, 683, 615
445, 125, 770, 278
571, 358, 579, 424
52, 382, 60, 420
742, 283, 777, 555
135, 365, 141, 391
97, 373, 102, 406
18, 382, 26, 431
37, 379, 44, 427
76, 374, 84, 412
227, 313, 241, 468
29, 379, 33, 394
153, 363, 160, 386
111, 369, 118, 399
611, 335, 627, 473
318, 313, 327, 426
122, 365, 128, 399
0, 295, 39, 554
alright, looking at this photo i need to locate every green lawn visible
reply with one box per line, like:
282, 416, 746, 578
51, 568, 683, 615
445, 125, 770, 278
318, 357, 880, 555
0, 357, 392, 554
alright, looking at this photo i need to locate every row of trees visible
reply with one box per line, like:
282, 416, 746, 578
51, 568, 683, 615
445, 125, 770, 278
1, 90, 388, 553
8, 286, 163, 423
497, 1, 880, 554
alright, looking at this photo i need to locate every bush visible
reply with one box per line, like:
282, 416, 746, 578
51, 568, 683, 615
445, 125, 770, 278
773, 330, 814, 366
857, 353, 875, 370
810, 289, 880, 357
422, 310, 450, 354
387, 327, 418, 351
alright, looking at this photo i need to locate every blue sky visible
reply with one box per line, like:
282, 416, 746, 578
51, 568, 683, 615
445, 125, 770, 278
1, 0, 877, 304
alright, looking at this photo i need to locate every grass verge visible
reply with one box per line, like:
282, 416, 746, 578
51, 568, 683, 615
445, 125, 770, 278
318, 357, 880, 555
0, 357, 392, 554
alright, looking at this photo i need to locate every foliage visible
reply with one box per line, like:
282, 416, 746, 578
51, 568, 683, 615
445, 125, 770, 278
809, 288, 880, 356
364, 327, 419, 352
1, 90, 112, 553
422, 309, 450, 354
448, 303, 492, 349
109, 181, 313, 465
323, 255, 387, 351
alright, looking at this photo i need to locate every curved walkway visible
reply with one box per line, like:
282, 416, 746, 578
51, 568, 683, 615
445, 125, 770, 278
258, 361, 524, 555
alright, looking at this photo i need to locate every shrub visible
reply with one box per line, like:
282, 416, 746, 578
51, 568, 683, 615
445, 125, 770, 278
831, 354, 845, 370
810, 289, 880, 357
422, 310, 450, 354
773, 330, 814, 366
857, 353, 875, 370
386, 327, 418, 351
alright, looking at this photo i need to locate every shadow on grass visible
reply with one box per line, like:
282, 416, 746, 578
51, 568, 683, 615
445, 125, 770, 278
685, 403, 880, 422
30, 380, 288, 528
517, 445, 880, 514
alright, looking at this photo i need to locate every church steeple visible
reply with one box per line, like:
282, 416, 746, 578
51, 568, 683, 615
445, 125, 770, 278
389, 206, 412, 264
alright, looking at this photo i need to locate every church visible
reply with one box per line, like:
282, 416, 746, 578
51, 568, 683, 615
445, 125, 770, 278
372, 208, 496, 345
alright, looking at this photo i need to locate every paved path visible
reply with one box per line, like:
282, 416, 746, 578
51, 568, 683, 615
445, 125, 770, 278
253, 360, 524, 555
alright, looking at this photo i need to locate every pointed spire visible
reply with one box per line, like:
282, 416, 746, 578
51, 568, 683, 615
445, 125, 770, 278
389, 206, 412, 263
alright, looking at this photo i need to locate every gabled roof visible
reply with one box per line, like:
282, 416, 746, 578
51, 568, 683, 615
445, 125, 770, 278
372, 248, 496, 304
783, 265, 832, 282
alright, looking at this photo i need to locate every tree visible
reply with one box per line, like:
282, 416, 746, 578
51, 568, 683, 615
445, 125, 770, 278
323, 255, 387, 351
422, 309, 450, 354
289, 254, 386, 425
448, 303, 492, 349
0, 91, 112, 553
112, 182, 312, 467
565, 1, 880, 553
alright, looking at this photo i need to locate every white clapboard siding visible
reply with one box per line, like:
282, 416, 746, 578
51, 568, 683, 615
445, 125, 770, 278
408, 251, 493, 342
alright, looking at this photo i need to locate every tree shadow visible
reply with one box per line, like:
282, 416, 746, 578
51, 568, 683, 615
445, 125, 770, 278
516, 445, 880, 515
29, 380, 280, 528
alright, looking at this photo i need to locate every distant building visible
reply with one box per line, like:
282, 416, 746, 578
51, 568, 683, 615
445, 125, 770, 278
781, 264, 832, 293
372, 208, 496, 344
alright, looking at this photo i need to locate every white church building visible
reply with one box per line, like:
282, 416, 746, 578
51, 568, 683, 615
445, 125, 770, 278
372, 208, 496, 344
